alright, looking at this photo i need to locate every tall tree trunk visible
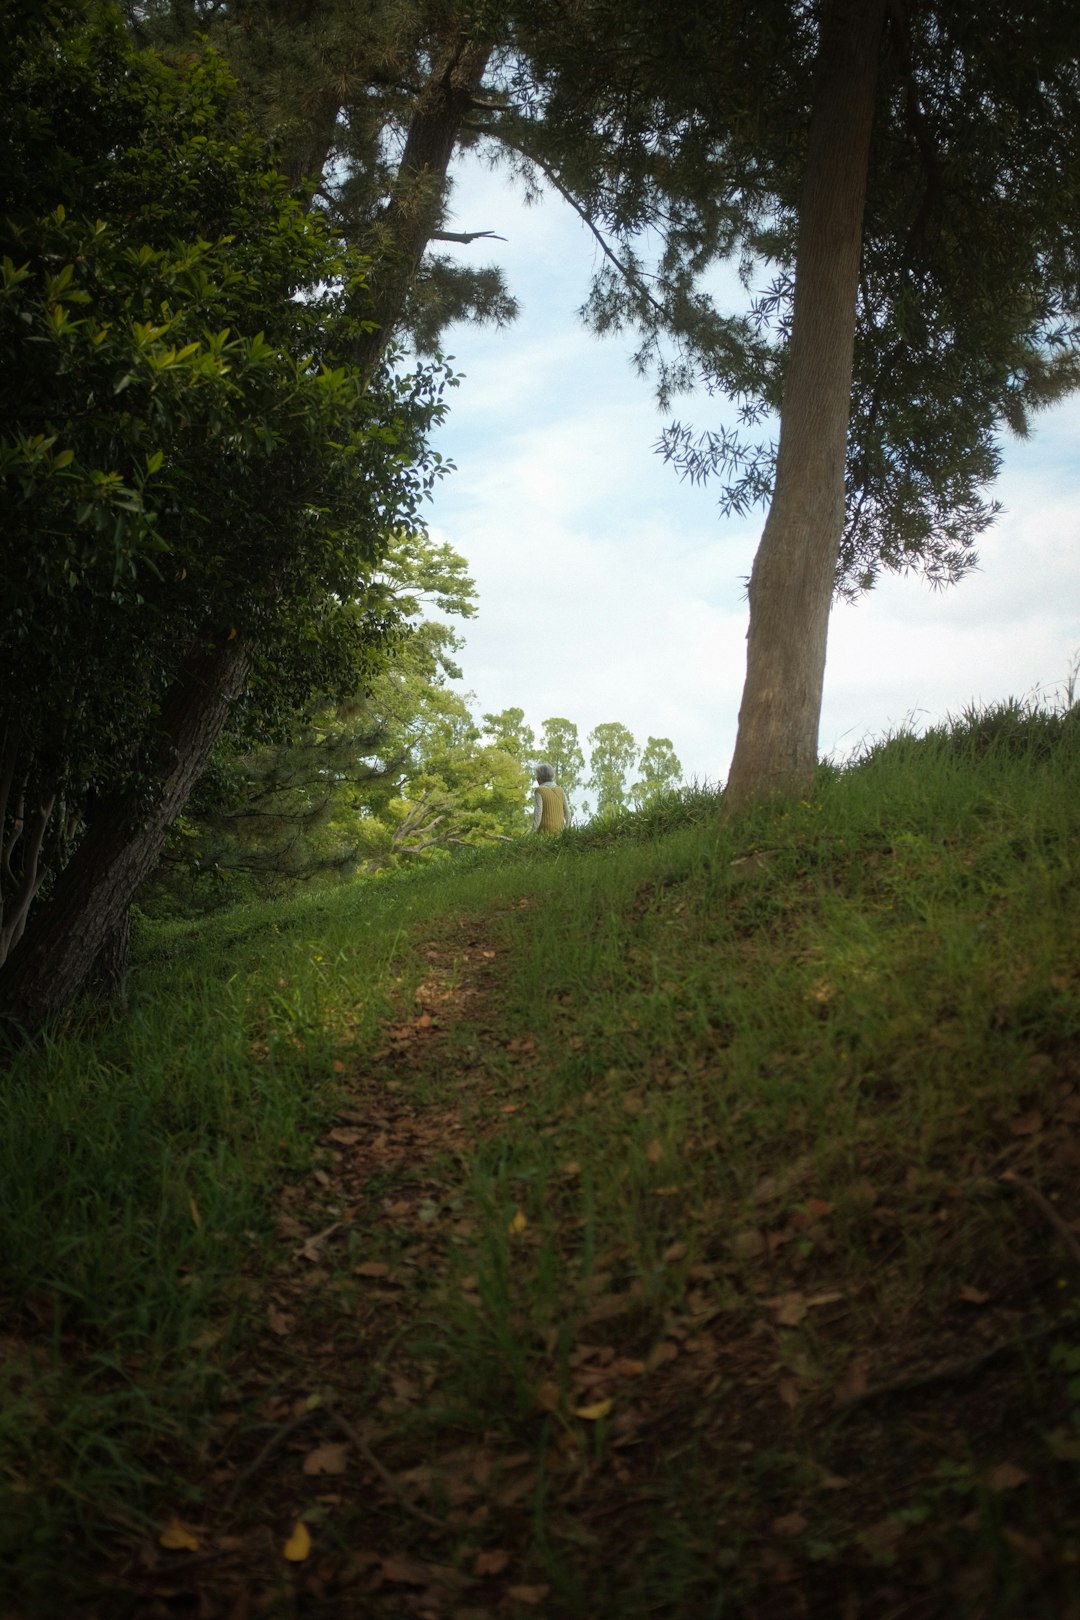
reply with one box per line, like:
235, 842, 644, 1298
353, 35, 494, 384
724, 0, 886, 810
0, 637, 250, 1037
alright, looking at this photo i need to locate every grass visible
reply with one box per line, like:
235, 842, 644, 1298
1, 698, 1079, 1618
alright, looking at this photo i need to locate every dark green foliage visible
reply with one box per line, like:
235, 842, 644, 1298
504, 1, 1080, 594
0, 2, 451, 973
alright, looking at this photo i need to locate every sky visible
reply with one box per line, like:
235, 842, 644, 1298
423, 156, 1080, 790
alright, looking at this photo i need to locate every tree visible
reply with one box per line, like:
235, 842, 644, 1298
539, 716, 585, 802
481, 706, 537, 764
0, 5, 448, 1030
127, 0, 519, 367
631, 737, 683, 808
144, 533, 502, 904
502, 0, 1080, 803
127, 0, 1080, 808
587, 721, 637, 819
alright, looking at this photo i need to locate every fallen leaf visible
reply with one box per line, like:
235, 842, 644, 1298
1009, 1111, 1043, 1137
380, 1553, 436, 1585
507, 1585, 550, 1605
645, 1340, 679, 1371
646, 1138, 666, 1162
267, 1305, 293, 1336
729, 1229, 766, 1259
622, 1091, 645, 1115
959, 1284, 991, 1305
1003, 1528, 1044, 1561
509, 1209, 528, 1234
771, 1512, 808, 1536
778, 1377, 800, 1410
474, 1549, 511, 1576
662, 1240, 687, 1263
354, 1260, 393, 1279
574, 1397, 613, 1421
283, 1521, 312, 1562
302, 1441, 349, 1476
771, 1293, 808, 1327
159, 1517, 200, 1552
988, 1462, 1031, 1492
327, 1127, 362, 1146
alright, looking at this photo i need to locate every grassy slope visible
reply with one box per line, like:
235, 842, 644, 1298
2, 705, 1080, 1619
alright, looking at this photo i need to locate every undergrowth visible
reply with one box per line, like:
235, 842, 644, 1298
1, 699, 1078, 1619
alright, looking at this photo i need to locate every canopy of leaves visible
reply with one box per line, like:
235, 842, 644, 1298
498, 0, 1080, 594
0, 2, 451, 948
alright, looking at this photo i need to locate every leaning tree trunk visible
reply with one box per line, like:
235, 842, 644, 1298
724, 0, 886, 810
352, 34, 494, 385
0, 637, 250, 1037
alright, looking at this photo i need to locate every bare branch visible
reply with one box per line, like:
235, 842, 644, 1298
430, 228, 507, 244
0, 793, 56, 967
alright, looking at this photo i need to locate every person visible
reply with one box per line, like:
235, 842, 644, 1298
531, 762, 572, 834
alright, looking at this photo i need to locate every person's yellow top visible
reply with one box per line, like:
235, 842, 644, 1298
535, 783, 569, 833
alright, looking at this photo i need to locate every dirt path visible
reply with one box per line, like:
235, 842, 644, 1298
118, 906, 1080, 1620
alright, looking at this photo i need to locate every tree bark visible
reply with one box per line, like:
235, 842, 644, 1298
0, 637, 250, 1037
353, 35, 494, 385
724, 0, 886, 809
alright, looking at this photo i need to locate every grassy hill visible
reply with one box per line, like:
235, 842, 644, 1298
2, 700, 1080, 1619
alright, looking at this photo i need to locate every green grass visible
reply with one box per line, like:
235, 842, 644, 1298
2, 698, 1079, 1618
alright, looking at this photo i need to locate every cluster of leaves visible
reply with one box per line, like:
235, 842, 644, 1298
0, 1, 451, 963
502, 0, 1080, 595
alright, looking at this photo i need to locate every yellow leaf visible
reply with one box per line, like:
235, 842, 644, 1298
283, 1520, 312, 1561
574, 1397, 613, 1421
159, 1516, 200, 1552
509, 1209, 528, 1234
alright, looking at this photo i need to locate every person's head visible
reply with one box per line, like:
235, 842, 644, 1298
535, 762, 555, 784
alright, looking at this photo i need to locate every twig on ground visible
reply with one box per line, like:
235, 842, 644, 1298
222, 1404, 323, 1510
832, 1324, 1056, 1419
1000, 1170, 1080, 1266
323, 1401, 448, 1532
220, 1395, 447, 1531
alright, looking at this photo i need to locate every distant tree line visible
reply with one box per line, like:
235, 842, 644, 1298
146, 539, 683, 913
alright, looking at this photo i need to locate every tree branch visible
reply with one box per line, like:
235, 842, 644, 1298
430, 228, 507, 244
490, 133, 668, 323
886, 0, 945, 246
